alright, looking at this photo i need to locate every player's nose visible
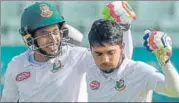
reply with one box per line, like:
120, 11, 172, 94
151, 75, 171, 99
48, 33, 56, 43
101, 55, 110, 63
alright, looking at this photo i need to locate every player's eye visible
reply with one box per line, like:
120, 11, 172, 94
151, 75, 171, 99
41, 29, 59, 36
52, 29, 60, 35
107, 50, 115, 55
95, 52, 103, 56
35, 33, 49, 39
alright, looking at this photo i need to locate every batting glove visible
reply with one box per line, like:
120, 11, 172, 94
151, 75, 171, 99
143, 30, 172, 66
101, 1, 136, 31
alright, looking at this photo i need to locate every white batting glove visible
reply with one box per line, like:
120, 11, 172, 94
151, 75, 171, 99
101, 1, 136, 31
143, 30, 172, 66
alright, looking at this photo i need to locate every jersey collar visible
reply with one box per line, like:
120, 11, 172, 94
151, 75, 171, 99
23, 46, 69, 68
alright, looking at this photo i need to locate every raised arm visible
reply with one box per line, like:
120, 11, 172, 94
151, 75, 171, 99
143, 30, 179, 97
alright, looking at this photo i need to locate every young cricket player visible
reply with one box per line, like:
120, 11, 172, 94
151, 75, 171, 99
1, 2, 88, 102
86, 19, 179, 102
77, 1, 137, 101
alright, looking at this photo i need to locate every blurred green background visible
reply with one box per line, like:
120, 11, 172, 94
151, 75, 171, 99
1, 1, 179, 102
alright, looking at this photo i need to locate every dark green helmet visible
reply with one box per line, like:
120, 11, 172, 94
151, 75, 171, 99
21, 2, 65, 32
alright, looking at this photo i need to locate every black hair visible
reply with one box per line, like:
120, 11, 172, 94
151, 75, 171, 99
88, 19, 123, 47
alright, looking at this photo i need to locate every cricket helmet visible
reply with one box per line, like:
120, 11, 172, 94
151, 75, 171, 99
19, 2, 67, 57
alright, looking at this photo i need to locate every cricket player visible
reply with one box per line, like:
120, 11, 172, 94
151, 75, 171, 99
1, 2, 89, 102
86, 19, 179, 102
77, 1, 137, 101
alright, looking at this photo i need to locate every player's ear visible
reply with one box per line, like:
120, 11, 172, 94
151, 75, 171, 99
89, 46, 93, 52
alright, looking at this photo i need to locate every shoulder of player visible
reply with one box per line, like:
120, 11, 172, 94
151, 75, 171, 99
68, 46, 89, 57
70, 46, 87, 52
131, 61, 158, 74
122, 60, 158, 80
7, 50, 30, 72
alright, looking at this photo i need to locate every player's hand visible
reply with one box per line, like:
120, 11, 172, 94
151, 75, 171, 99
143, 30, 172, 66
101, 1, 136, 31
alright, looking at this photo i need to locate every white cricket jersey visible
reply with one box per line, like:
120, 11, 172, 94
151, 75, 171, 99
1, 45, 88, 102
86, 57, 166, 102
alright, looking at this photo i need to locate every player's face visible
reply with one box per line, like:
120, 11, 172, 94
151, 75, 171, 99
91, 43, 124, 71
35, 24, 61, 55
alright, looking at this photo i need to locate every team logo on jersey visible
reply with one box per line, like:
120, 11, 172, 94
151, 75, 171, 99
90, 80, 100, 90
51, 60, 64, 73
16, 71, 31, 81
40, 4, 53, 17
115, 78, 126, 91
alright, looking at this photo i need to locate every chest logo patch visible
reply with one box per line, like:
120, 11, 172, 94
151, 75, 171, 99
16, 71, 31, 81
90, 80, 100, 90
51, 60, 64, 73
115, 78, 126, 91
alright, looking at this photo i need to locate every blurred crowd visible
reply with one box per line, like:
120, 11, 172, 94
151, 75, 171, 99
1, 1, 179, 47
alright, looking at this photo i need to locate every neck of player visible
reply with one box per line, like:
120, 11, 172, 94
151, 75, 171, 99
34, 52, 50, 62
